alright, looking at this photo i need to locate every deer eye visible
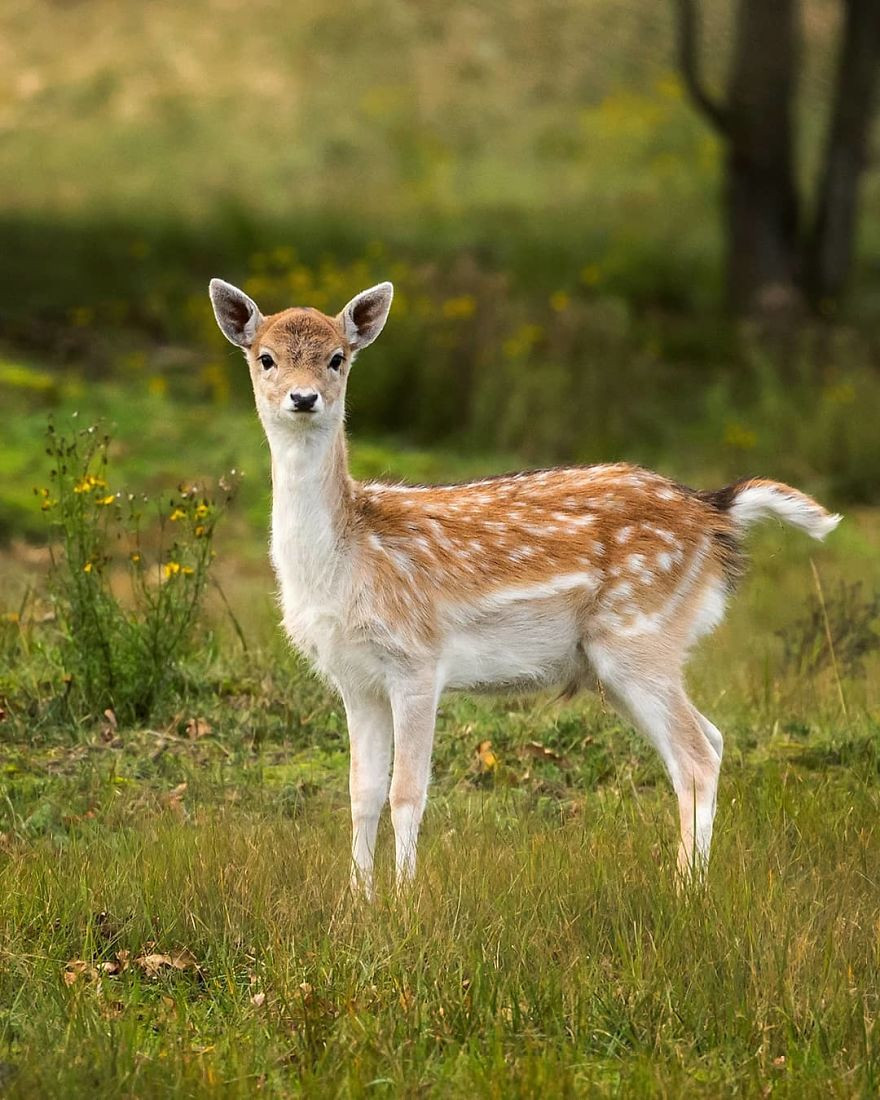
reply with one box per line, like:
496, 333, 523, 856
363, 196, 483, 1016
258, 353, 275, 370
329, 351, 344, 372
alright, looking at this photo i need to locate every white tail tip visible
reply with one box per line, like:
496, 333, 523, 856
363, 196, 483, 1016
727, 480, 841, 541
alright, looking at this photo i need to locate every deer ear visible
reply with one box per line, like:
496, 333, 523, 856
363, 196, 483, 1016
339, 282, 393, 352
209, 278, 264, 349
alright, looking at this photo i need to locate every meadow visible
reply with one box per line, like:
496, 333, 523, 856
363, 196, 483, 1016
1, 390, 879, 1096
2, 0, 880, 1095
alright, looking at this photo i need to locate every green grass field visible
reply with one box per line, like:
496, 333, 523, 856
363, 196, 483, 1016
2, 388, 879, 1097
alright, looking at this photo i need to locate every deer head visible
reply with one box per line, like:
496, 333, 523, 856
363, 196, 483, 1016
209, 278, 393, 439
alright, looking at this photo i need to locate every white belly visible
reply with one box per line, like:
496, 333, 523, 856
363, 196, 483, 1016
439, 598, 585, 693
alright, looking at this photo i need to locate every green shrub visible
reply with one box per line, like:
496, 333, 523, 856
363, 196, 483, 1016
41, 420, 237, 726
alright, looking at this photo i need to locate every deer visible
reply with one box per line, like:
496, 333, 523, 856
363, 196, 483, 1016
209, 276, 841, 895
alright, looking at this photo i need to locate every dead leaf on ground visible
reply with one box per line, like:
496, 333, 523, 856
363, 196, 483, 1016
99, 950, 131, 975
164, 782, 188, 810
250, 991, 266, 1007
476, 740, 497, 770
521, 740, 567, 765
185, 717, 212, 740
63, 960, 98, 985
64, 948, 131, 985
135, 948, 200, 978
100, 708, 120, 744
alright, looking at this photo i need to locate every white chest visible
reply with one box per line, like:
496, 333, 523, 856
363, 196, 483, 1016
268, 453, 392, 691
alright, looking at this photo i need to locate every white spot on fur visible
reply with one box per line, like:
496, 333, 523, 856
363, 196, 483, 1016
389, 548, 413, 576
643, 524, 676, 543
508, 546, 537, 563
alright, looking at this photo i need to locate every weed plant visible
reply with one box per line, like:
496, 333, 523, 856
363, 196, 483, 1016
41, 420, 237, 725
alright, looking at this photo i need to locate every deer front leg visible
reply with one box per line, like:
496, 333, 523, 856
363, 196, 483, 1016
388, 676, 439, 885
342, 689, 393, 898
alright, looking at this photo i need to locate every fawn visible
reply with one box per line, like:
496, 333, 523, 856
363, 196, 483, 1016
209, 276, 840, 893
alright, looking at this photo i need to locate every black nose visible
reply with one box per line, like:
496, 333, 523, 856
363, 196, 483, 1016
291, 391, 318, 411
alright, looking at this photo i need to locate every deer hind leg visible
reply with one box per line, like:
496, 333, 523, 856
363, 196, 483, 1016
587, 640, 722, 879
388, 675, 439, 885
342, 689, 393, 898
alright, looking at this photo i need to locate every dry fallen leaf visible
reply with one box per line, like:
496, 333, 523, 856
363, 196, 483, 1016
98, 950, 131, 976
63, 960, 97, 985
476, 740, 497, 770
100, 708, 119, 744
522, 740, 566, 765
165, 782, 188, 807
185, 717, 212, 740
135, 949, 199, 978
250, 991, 266, 1008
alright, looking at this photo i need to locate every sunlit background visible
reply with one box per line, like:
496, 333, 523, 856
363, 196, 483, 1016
3, 0, 880, 540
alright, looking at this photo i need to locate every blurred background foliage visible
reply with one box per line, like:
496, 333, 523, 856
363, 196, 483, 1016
1, 0, 879, 532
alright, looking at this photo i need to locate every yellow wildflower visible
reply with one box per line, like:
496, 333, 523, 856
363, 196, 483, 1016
442, 295, 477, 320
580, 264, 601, 287
97, 494, 116, 506
130, 552, 141, 564
83, 562, 93, 574
194, 524, 206, 538
169, 508, 186, 521
182, 566, 194, 576
163, 561, 181, 579
195, 503, 209, 519
73, 474, 107, 494
549, 291, 570, 313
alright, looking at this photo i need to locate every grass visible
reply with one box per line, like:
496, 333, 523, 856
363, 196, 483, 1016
2, 389, 880, 1096
2, 722, 880, 1095
2, 2, 880, 1090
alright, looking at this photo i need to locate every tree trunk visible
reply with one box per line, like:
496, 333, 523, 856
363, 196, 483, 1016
724, 0, 802, 315
805, 0, 880, 305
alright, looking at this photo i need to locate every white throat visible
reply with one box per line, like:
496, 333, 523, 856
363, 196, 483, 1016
267, 425, 353, 641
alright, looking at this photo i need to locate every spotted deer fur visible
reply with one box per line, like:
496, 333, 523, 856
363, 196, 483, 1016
209, 276, 841, 893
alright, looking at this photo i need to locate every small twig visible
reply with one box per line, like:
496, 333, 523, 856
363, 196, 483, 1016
810, 558, 848, 720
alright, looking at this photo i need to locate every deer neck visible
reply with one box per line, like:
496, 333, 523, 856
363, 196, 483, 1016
268, 423, 355, 607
